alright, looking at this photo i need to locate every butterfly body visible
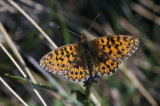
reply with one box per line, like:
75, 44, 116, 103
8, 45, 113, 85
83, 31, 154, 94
79, 33, 95, 77
40, 33, 140, 82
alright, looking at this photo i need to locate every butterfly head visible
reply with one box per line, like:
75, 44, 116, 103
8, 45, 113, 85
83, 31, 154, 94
81, 33, 87, 39
80, 33, 89, 43
80, 33, 90, 48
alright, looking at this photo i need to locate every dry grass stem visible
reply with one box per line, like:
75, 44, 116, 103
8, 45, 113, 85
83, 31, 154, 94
120, 63, 158, 106
0, 77, 28, 106
134, 58, 160, 74
0, 42, 47, 106
0, 22, 37, 84
118, 17, 156, 52
0, 42, 27, 78
8, 0, 57, 49
19, 0, 43, 11
23, 52, 67, 94
131, 3, 160, 25
138, 0, 160, 13
0, 0, 16, 13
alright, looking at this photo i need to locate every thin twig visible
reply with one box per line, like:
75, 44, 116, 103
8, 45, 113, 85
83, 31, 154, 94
8, 0, 57, 49
0, 77, 28, 106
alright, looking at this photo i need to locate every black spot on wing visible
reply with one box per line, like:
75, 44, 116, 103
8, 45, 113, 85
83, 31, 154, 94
110, 37, 115, 44
101, 39, 104, 43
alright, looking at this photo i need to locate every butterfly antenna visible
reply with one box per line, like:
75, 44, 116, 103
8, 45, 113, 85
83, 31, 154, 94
56, 25, 81, 37
88, 13, 101, 31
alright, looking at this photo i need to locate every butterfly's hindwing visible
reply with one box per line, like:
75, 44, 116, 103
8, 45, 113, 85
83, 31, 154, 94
65, 51, 90, 82
94, 57, 121, 76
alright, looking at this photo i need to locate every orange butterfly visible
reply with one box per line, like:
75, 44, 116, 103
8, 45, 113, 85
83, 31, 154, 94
40, 33, 140, 82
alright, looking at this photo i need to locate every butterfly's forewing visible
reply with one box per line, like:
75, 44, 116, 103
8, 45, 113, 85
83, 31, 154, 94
40, 44, 79, 74
91, 35, 140, 76
91, 35, 140, 61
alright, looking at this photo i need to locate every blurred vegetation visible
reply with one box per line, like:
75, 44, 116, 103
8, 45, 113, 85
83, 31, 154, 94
0, 0, 160, 106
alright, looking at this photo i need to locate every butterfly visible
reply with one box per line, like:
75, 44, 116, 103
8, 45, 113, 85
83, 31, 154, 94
40, 33, 140, 82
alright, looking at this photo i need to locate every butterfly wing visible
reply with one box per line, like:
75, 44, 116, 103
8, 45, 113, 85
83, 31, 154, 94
94, 57, 121, 76
40, 43, 90, 82
64, 51, 90, 82
91, 35, 140, 76
40, 44, 79, 74
91, 35, 140, 61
